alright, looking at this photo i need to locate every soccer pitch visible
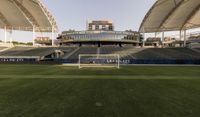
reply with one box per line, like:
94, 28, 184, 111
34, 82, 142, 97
0, 64, 200, 117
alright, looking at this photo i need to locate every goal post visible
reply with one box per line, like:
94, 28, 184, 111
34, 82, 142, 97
78, 54, 120, 69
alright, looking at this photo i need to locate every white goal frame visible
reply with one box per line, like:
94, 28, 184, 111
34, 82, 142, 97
78, 54, 120, 69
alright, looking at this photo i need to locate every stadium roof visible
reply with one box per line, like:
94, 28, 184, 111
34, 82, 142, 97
0, 0, 58, 32
139, 0, 200, 33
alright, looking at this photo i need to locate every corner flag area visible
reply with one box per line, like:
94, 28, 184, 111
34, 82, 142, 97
0, 64, 199, 117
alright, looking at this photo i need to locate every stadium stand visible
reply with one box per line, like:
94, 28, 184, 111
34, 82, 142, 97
193, 48, 200, 52
0, 47, 57, 56
100, 46, 128, 54
0, 46, 199, 64
98, 47, 198, 60
99, 46, 142, 59
146, 38, 161, 43
132, 48, 200, 60
0, 47, 7, 50
145, 37, 162, 47
66, 46, 98, 60
59, 46, 200, 60
189, 35, 200, 40
59, 47, 79, 59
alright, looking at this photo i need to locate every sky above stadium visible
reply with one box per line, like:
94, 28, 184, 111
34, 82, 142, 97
43, 0, 155, 31
1, 0, 155, 42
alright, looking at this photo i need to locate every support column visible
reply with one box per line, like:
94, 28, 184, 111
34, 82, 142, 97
162, 32, 165, 42
9, 28, 13, 44
142, 32, 145, 47
183, 30, 187, 47
32, 27, 35, 46
154, 32, 157, 38
179, 30, 182, 40
179, 30, 182, 47
51, 27, 54, 46
142, 27, 145, 47
154, 32, 158, 47
162, 31, 165, 47
4, 26, 7, 43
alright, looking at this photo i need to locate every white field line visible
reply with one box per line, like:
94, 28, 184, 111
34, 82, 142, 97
61, 64, 200, 67
0, 75, 199, 79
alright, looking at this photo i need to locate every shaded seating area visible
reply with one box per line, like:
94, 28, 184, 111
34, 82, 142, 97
0, 47, 57, 56
0, 46, 199, 64
131, 48, 200, 60
61, 46, 200, 61
0, 47, 7, 50
67, 47, 98, 60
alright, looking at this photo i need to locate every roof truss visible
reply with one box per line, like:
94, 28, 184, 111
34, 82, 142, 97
139, 0, 200, 33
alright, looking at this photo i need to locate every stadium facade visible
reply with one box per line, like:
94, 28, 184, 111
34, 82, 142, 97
57, 20, 142, 47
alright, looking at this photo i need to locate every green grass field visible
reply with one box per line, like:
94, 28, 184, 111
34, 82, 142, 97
0, 64, 200, 117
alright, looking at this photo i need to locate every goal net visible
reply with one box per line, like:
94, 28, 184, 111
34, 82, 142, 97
78, 54, 120, 69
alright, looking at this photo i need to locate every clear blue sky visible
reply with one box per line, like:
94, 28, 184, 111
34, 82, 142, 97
0, 0, 155, 42
43, 0, 155, 31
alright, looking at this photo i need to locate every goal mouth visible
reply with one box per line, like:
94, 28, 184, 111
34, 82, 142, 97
78, 54, 120, 69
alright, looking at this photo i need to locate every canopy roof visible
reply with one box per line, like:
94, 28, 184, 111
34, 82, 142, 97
139, 0, 200, 33
0, 0, 58, 32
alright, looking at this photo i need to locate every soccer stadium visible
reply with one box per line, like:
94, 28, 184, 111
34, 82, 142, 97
0, 0, 200, 117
